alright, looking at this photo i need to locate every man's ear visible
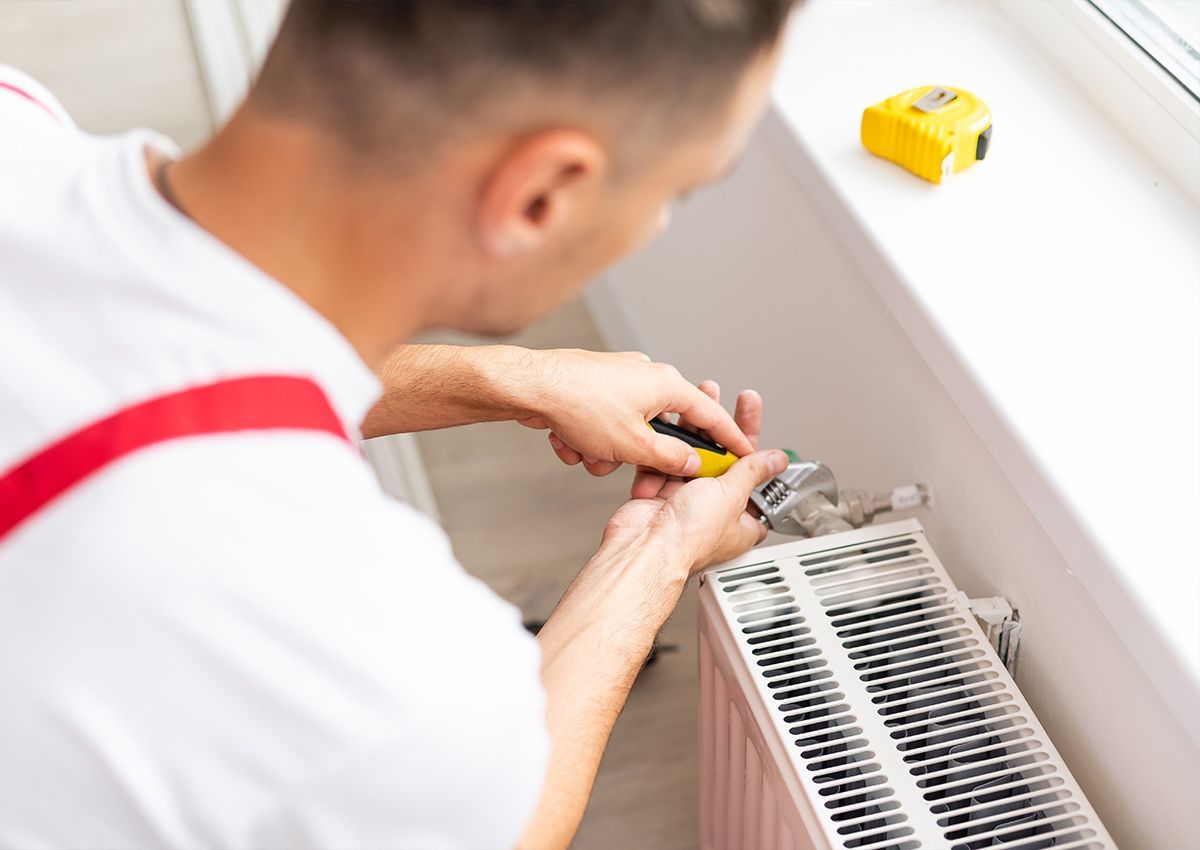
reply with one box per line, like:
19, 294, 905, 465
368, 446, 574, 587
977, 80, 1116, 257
477, 129, 605, 258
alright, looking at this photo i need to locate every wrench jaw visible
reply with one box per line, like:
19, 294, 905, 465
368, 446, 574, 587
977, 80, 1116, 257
749, 460, 839, 536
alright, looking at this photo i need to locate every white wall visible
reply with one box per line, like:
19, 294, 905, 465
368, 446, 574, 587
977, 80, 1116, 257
587, 114, 1200, 848
0, 0, 212, 148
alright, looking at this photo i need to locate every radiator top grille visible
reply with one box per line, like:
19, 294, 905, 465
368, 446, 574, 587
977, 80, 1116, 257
708, 521, 1113, 850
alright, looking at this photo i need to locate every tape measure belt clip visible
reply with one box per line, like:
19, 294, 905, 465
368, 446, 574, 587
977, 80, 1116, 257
976, 124, 993, 160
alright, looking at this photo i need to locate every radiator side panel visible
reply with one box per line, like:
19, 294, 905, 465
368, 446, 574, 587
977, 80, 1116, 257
699, 595, 823, 850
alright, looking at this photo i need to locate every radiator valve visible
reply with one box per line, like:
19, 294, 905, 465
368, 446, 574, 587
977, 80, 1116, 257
749, 456, 931, 538
836, 483, 931, 527
784, 482, 932, 537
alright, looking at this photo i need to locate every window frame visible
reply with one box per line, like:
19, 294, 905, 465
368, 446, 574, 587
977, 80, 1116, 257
1089, 0, 1200, 104
998, 0, 1200, 204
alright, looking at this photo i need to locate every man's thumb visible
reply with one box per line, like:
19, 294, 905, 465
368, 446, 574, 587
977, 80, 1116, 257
649, 435, 702, 477
724, 450, 789, 495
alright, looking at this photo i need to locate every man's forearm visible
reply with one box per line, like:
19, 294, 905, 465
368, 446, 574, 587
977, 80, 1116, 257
518, 531, 692, 850
362, 344, 541, 439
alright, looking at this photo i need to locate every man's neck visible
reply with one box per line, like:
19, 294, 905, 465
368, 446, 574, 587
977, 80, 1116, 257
149, 111, 430, 368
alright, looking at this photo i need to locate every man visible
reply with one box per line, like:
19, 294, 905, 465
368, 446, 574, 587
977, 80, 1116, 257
0, 1, 798, 847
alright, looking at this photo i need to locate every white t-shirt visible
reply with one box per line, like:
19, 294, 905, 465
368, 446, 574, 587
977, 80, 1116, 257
0, 67, 548, 850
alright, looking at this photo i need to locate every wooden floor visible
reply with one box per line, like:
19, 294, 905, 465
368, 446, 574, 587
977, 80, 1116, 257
417, 304, 702, 850
3, 4, 701, 845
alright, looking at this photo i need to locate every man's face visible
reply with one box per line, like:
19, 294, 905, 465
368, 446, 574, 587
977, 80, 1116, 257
457, 43, 783, 336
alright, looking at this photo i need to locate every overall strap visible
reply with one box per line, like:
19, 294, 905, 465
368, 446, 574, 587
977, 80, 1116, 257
0, 375, 350, 543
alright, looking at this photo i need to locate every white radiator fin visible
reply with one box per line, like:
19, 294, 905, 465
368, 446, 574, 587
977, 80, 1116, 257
701, 634, 807, 850
700, 520, 1115, 850
712, 561, 921, 850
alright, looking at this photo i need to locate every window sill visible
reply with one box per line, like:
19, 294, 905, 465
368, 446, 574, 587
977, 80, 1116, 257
768, 0, 1199, 739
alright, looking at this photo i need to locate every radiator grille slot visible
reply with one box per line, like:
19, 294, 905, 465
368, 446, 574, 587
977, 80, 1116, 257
717, 560, 921, 850
799, 534, 1109, 850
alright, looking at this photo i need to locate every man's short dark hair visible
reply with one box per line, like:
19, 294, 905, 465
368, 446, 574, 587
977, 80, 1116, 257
251, 0, 798, 166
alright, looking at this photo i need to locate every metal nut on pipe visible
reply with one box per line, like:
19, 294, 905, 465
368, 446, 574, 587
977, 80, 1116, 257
791, 483, 932, 537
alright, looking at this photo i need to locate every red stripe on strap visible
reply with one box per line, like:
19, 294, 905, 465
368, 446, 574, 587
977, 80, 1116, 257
0, 81, 60, 122
0, 376, 350, 542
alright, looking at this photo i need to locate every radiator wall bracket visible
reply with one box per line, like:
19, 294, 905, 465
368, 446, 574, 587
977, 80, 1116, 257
955, 591, 1023, 676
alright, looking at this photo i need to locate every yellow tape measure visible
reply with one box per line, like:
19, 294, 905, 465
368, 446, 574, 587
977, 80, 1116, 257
861, 85, 992, 184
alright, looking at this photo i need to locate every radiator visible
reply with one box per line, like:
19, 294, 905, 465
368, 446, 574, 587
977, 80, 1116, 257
698, 519, 1115, 850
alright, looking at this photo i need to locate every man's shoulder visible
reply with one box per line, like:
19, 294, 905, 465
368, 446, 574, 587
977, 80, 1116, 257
5, 423, 539, 704
0, 428, 547, 849
45, 427, 453, 574
0, 65, 76, 129
0, 65, 80, 175
6, 426, 443, 598
0, 66, 102, 258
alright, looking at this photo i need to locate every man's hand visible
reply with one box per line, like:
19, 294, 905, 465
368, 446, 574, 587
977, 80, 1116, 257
517, 386, 785, 850
517, 349, 756, 478
604, 381, 784, 571
627, 380, 762, 499
604, 451, 787, 570
364, 344, 756, 481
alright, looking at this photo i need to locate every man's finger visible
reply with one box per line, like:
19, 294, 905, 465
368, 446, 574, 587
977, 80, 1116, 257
733, 390, 763, 452
739, 511, 769, 545
646, 432, 702, 477
584, 459, 621, 477
657, 477, 688, 500
673, 380, 721, 436
680, 380, 720, 434
667, 383, 754, 458
720, 449, 789, 499
519, 415, 550, 430
548, 432, 583, 466
631, 467, 667, 499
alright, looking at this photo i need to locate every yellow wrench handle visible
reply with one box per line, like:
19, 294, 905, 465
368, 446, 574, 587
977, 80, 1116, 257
647, 417, 738, 478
